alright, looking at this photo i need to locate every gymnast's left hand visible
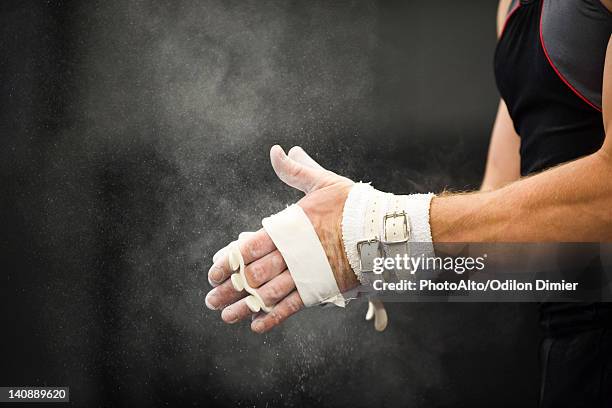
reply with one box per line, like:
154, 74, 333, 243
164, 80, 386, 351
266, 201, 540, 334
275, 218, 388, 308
205, 145, 359, 333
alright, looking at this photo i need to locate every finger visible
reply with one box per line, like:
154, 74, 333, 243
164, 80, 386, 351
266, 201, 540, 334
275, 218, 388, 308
238, 231, 257, 241
208, 229, 276, 286
205, 278, 246, 310
287, 146, 324, 170
250, 290, 304, 334
221, 270, 296, 324
270, 145, 327, 194
243, 249, 286, 288
212, 241, 234, 264
212, 232, 256, 263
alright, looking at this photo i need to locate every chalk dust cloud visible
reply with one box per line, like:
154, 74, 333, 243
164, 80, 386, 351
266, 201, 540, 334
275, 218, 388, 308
2, 1, 539, 406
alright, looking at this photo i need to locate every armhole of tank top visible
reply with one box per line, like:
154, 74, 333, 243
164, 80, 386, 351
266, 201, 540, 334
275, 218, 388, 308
499, 0, 521, 41
594, 0, 612, 18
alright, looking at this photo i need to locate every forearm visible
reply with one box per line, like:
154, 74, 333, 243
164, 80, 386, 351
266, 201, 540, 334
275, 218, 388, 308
431, 150, 612, 242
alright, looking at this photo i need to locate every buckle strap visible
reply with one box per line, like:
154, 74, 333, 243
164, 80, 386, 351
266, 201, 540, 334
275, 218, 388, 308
382, 195, 411, 260
356, 191, 385, 277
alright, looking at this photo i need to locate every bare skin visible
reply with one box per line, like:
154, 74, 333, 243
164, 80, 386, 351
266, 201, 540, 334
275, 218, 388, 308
480, 0, 522, 193
205, 6, 612, 333
480, 100, 520, 191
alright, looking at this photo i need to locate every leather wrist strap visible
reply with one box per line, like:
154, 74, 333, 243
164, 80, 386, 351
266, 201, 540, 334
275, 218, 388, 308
356, 191, 385, 281
262, 204, 346, 307
382, 194, 411, 260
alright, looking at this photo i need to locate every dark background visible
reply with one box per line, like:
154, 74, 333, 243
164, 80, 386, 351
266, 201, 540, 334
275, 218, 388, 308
1, 1, 541, 406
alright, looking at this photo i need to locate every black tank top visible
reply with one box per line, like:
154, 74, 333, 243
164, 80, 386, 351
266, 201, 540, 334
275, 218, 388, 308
494, 0, 612, 332
495, 0, 610, 176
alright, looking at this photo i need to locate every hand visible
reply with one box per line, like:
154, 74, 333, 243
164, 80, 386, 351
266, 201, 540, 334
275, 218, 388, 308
205, 145, 360, 333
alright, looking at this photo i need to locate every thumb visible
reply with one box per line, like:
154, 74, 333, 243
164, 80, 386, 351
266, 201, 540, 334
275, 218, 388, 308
287, 146, 325, 170
270, 145, 328, 193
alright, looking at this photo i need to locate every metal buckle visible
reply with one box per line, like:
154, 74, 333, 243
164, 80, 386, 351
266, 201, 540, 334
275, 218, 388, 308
382, 211, 410, 257
382, 211, 410, 243
357, 238, 381, 272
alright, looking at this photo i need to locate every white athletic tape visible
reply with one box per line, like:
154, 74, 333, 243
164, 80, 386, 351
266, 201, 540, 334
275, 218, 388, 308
228, 242, 273, 313
342, 183, 435, 332
262, 204, 346, 307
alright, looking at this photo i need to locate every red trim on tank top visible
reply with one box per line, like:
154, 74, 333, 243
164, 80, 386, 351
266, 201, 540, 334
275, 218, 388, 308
499, 1, 521, 40
539, 0, 602, 112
